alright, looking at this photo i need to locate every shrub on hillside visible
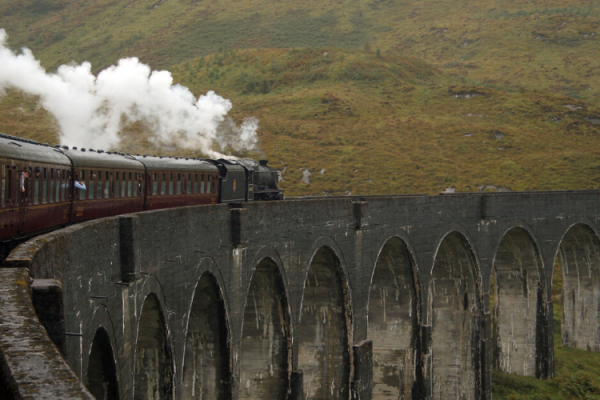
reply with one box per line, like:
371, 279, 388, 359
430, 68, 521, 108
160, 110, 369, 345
559, 371, 600, 399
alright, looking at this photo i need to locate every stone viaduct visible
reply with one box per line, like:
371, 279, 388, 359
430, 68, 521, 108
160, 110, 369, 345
1, 191, 600, 400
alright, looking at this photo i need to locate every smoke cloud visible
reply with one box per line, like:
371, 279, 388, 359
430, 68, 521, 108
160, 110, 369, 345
0, 29, 258, 158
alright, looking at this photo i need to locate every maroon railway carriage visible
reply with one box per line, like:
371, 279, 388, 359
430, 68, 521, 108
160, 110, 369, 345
0, 135, 225, 248
133, 155, 220, 210
0, 138, 72, 241
61, 147, 146, 223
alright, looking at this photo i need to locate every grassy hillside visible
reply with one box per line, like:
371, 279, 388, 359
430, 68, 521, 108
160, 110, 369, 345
0, 0, 599, 195
1, 0, 599, 104
178, 48, 600, 197
1, 47, 600, 196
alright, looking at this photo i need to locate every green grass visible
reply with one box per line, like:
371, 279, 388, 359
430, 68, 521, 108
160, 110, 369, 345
1, 0, 600, 104
493, 299, 600, 400
2, 46, 600, 197
168, 48, 600, 197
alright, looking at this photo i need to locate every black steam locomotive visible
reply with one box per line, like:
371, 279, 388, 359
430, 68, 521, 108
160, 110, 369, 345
0, 133, 283, 252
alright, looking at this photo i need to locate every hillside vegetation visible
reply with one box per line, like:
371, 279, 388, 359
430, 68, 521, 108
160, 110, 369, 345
2, 46, 599, 196
1, 0, 599, 195
1, 0, 600, 398
1, 0, 599, 102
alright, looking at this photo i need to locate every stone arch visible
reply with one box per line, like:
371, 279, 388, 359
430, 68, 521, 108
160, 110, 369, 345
82, 305, 121, 399
430, 231, 481, 400
86, 327, 120, 400
491, 226, 543, 377
239, 256, 291, 399
555, 223, 600, 351
134, 293, 174, 400
298, 244, 352, 400
367, 234, 419, 399
247, 245, 292, 322
182, 271, 231, 400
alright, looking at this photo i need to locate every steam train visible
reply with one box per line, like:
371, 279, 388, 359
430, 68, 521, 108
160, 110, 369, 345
0, 133, 283, 254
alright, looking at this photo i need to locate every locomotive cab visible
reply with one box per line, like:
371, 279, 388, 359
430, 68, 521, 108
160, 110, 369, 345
207, 159, 248, 203
238, 158, 284, 201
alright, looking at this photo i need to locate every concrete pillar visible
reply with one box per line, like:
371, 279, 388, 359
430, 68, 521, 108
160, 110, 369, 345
31, 279, 66, 356
418, 325, 432, 400
239, 259, 290, 399
353, 201, 369, 230
119, 215, 140, 283
231, 208, 248, 245
351, 340, 373, 400
182, 274, 231, 400
289, 370, 303, 400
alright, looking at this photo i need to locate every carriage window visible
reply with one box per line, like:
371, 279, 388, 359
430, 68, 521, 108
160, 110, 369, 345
187, 174, 191, 194
129, 172, 132, 180
120, 172, 125, 197
6, 165, 14, 204
132, 173, 138, 197
55, 174, 60, 203
207, 175, 211, 193
169, 173, 174, 195
200, 174, 205, 194
88, 179, 94, 200
50, 168, 54, 179
61, 171, 66, 202
104, 180, 110, 199
177, 173, 182, 195
55, 170, 60, 202
115, 173, 120, 198
7, 166, 12, 204
33, 176, 40, 205
193, 174, 198, 194
49, 179, 54, 203
127, 174, 132, 197
42, 178, 47, 204
80, 170, 84, 180
97, 177, 103, 199
161, 173, 166, 196
152, 173, 158, 195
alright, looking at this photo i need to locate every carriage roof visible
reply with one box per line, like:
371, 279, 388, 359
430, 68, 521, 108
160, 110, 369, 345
132, 156, 218, 173
0, 134, 71, 166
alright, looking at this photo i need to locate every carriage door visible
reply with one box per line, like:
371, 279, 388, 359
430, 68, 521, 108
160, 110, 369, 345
17, 164, 31, 235
144, 174, 151, 209
1, 163, 17, 237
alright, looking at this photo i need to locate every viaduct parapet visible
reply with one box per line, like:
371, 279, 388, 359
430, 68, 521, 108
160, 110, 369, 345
3, 191, 600, 400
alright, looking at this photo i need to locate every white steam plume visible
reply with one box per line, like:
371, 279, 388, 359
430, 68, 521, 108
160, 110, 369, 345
0, 29, 258, 158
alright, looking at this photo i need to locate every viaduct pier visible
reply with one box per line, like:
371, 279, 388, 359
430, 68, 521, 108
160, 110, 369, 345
2, 191, 600, 399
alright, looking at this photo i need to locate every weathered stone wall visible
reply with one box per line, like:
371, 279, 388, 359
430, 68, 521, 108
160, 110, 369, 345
0, 268, 94, 399
4, 191, 600, 400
